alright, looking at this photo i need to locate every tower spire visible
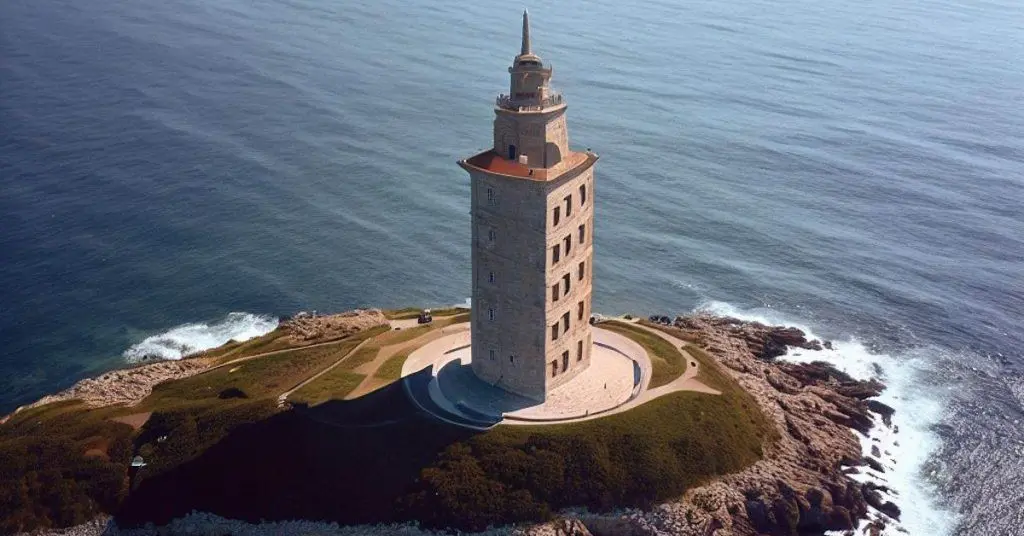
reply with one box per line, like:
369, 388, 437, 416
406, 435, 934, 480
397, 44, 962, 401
521, 9, 531, 55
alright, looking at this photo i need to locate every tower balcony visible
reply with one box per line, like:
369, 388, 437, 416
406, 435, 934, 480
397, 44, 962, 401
496, 92, 564, 112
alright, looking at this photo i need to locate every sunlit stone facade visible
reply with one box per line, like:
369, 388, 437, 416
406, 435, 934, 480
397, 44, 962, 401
458, 11, 598, 401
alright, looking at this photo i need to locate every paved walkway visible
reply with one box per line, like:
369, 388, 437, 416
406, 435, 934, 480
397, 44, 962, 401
400, 321, 720, 428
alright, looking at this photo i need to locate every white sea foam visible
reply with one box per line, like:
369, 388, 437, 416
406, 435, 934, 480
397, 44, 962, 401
699, 301, 959, 536
122, 312, 279, 362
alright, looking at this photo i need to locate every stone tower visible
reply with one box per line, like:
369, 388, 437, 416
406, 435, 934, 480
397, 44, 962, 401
458, 10, 598, 401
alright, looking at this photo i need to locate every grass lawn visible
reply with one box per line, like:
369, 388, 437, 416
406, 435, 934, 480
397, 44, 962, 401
385, 307, 469, 320
375, 325, 432, 346
288, 369, 366, 406
600, 321, 687, 388
638, 321, 739, 393
374, 350, 412, 381
337, 344, 380, 371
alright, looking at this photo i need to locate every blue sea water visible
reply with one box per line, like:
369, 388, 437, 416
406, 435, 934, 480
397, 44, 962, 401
1, 0, 1022, 533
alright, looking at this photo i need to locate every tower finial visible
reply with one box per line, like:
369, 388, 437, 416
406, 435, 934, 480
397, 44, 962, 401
521, 9, 531, 55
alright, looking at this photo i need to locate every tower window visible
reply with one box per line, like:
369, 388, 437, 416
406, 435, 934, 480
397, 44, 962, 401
580, 184, 587, 205
510, 355, 515, 364
553, 206, 560, 226
577, 300, 584, 321
486, 187, 496, 206
488, 229, 496, 242
564, 195, 572, 216
564, 235, 571, 255
578, 224, 585, 243
551, 360, 558, 377
562, 351, 569, 372
489, 271, 495, 283
578, 260, 585, 281
562, 273, 570, 296
551, 323, 559, 341
489, 349, 496, 360
551, 283, 559, 302
488, 308, 495, 321
562, 311, 570, 333
552, 244, 560, 263
577, 340, 583, 361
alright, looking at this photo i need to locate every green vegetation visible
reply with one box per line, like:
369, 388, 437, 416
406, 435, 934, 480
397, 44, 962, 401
337, 344, 379, 371
0, 401, 134, 533
288, 370, 366, 406
375, 325, 431, 345
374, 349, 413, 381
638, 322, 738, 393
384, 307, 469, 320
404, 387, 777, 530
600, 320, 687, 388
0, 312, 776, 534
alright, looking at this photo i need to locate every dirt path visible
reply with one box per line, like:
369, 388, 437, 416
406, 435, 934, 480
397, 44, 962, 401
275, 338, 377, 407
346, 323, 468, 399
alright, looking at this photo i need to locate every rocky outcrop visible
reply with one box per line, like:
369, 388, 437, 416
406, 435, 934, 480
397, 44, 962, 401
579, 314, 891, 535
3, 309, 388, 422
673, 315, 828, 360
280, 309, 388, 343
8, 358, 212, 414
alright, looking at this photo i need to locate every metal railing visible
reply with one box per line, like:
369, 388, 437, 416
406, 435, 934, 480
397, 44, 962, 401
495, 92, 564, 111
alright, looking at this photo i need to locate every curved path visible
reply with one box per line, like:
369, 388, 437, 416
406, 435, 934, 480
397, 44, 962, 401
399, 322, 720, 428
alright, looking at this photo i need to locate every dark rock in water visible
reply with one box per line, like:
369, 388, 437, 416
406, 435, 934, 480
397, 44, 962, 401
863, 483, 902, 520
863, 456, 885, 473
866, 399, 896, 427
823, 340, 834, 350
871, 445, 881, 458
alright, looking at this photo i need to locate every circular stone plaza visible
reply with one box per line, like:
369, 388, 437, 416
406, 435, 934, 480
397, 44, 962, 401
399, 322, 654, 429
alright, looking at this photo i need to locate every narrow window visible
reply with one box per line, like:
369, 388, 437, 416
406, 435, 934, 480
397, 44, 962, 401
578, 224, 585, 244
553, 206, 560, 226
561, 351, 569, 372
577, 340, 584, 361
563, 273, 571, 296
580, 184, 587, 205
510, 355, 515, 364
489, 349, 496, 360
562, 311, 570, 333
551, 361, 558, 377
578, 260, 585, 281
564, 195, 572, 217
486, 187, 495, 206
552, 244, 560, 263
488, 308, 495, 321
564, 235, 571, 255
577, 300, 584, 321
488, 271, 495, 283
551, 323, 559, 341
488, 229, 496, 242
551, 283, 559, 302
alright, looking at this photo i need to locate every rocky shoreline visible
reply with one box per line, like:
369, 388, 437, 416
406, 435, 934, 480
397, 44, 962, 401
14, 313, 893, 536
1, 309, 388, 425
552, 314, 898, 536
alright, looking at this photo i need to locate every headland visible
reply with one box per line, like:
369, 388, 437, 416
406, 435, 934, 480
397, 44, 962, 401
0, 306, 899, 536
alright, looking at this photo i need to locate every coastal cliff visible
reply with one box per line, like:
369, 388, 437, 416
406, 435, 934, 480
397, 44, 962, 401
537, 315, 896, 536
2, 311, 892, 536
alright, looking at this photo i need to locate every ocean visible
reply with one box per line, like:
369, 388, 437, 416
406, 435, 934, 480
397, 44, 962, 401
1, 0, 1021, 533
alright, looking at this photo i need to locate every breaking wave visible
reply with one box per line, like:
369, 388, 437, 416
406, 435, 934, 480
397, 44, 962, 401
122, 312, 279, 362
698, 301, 959, 536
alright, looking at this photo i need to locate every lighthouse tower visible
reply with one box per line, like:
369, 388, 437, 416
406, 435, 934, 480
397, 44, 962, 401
458, 11, 598, 401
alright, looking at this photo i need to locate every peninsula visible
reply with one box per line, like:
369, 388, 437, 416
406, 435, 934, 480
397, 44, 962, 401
0, 307, 898, 536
